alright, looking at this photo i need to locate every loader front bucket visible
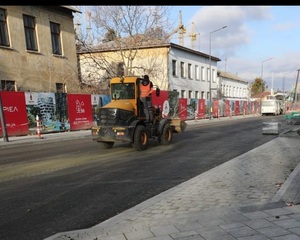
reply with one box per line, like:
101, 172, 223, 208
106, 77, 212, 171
171, 118, 187, 133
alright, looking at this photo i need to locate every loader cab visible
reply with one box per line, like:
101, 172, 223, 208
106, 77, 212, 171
111, 83, 135, 100
109, 76, 160, 120
109, 76, 144, 117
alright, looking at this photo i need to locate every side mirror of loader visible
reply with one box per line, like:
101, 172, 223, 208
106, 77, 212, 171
156, 87, 160, 97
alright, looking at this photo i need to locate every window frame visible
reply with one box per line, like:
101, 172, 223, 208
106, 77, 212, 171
23, 14, 38, 51
195, 65, 199, 80
188, 63, 192, 79
180, 61, 185, 78
0, 8, 10, 47
50, 21, 62, 55
1, 80, 15, 91
172, 59, 177, 77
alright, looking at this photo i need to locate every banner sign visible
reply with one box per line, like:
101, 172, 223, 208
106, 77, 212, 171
224, 100, 230, 117
152, 90, 169, 118
178, 98, 187, 120
251, 101, 255, 114
235, 100, 240, 116
0, 91, 28, 137
152, 90, 168, 109
25, 92, 69, 133
67, 94, 93, 131
197, 99, 206, 119
213, 99, 219, 118
243, 101, 248, 115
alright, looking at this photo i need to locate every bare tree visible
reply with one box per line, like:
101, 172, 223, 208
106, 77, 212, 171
76, 6, 175, 91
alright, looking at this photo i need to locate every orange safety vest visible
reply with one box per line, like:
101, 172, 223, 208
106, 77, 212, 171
140, 83, 152, 98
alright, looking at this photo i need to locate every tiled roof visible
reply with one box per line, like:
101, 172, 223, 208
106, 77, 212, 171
78, 39, 221, 61
251, 91, 271, 99
218, 70, 247, 83
61, 6, 82, 13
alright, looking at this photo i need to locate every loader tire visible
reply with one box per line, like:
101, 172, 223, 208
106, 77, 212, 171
160, 123, 173, 145
132, 125, 148, 151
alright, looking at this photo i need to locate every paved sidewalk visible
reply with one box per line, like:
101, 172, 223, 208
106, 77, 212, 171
0, 128, 91, 148
3, 116, 300, 240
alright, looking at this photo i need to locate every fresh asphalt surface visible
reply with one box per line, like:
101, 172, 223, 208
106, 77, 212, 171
2, 114, 300, 240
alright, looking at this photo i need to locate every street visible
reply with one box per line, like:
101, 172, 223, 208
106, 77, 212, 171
0, 115, 289, 240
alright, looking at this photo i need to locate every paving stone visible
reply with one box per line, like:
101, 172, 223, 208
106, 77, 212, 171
256, 226, 290, 238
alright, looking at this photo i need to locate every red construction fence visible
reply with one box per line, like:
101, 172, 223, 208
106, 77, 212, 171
0, 91, 259, 137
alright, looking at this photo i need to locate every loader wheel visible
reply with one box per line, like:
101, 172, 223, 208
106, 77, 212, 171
98, 141, 114, 149
160, 123, 173, 145
132, 125, 148, 151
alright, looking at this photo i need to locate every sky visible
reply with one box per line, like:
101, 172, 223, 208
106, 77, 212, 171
168, 6, 300, 93
74, 6, 300, 93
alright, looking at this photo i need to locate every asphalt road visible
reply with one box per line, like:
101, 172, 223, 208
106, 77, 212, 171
0, 115, 287, 240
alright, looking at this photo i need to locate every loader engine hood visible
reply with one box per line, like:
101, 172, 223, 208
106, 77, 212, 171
96, 100, 136, 127
103, 100, 135, 112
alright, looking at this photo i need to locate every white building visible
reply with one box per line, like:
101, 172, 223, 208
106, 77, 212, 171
217, 70, 249, 101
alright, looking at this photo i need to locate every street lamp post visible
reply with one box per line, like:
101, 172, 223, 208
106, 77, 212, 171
259, 57, 273, 114
293, 69, 300, 103
209, 26, 227, 120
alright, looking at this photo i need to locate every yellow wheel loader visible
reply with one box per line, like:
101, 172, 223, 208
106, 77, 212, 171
91, 76, 186, 151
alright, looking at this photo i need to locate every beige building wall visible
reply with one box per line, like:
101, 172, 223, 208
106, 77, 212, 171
0, 6, 80, 93
79, 46, 169, 92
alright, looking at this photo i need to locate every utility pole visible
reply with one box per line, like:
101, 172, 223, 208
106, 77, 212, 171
0, 92, 9, 142
209, 26, 227, 120
259, 57, 273, 114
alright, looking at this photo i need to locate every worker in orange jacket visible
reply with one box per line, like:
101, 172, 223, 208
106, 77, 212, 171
140, 75, 153, 122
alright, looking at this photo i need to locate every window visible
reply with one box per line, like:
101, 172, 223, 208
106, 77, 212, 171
56, 83, 65, 93
201, 66, 205, 81
180, 61, 185, 78
188, 90, 192, 98
195, 65, 199, 80
50, 22, 62, 55
172, 59, 177, 77
181, 89, 185, 98
201, 91, 205, 99
212, 69, 215, 82
195, 91, 199, 99
1, 80, 15, 91
0, 8, 9, 46
23, 15, 37, 51
188, 63, 192, 79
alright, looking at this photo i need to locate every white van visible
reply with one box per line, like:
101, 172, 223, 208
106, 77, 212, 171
261, 99, 282, 116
